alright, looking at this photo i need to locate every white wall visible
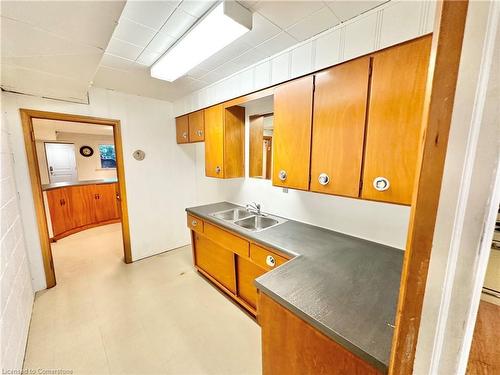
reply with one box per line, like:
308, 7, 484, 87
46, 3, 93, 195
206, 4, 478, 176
2, 87, 198, 291
0, 112, 34, 371
414, 1, 500, 374
174, 0, 436, 115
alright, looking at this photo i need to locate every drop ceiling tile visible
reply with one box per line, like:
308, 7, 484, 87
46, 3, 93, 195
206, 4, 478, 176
113, 18, 157, 48
196, 40, 252, 72
145, 31, 176, 54
254, 32, 297, 58
187, 66, 209, 79
0, 1, 125, 49
325, 1, 385, 22
136, 50, 162, 66
252, 1, 324, 29
100, 53, 148, 73
236, 1, 260, 11
238, 12, 281, 47
179, 1, 216, 17
159, 9, 197, 39
106, 38, 143, 60
231, 48, 268, 69
121, 1, 178, 30
1, 17, 101, 58
286, 6, 340, 41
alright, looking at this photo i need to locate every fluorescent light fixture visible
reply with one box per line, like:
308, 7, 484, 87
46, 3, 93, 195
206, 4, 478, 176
151, 1, 252, 82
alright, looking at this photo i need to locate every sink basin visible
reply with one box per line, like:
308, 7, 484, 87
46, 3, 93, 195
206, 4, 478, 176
211, 208, 253, 221
234, 215, 281, 231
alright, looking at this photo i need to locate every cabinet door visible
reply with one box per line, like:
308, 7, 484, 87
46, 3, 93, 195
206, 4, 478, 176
204, 105, 225, 178
310, 57, 370, 197
46, 188, 72, 236
194, 233, 236, 293
188, 110, 204, 142
237, 256, 266, 308
176, 115, 189, 144
272, 76, 314, 190
362, 36, 431, 205
94, 183, 120, 222
69, 185, 96, 228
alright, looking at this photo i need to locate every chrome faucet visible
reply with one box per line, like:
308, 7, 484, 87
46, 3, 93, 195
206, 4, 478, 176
246, 202, 262, 215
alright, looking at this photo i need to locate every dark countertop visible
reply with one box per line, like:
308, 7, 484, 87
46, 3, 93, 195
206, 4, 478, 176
186, 202, 404, 373
42, 178, 118, 191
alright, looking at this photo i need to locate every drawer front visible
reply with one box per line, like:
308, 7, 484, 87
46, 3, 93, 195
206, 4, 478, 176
250, 244, 289, 271
204, 222, 249, 257
187, 214, 204, 233
194, 234, 236, 293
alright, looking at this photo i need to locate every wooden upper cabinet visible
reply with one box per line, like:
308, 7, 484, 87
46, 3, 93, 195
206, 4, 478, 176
205, 104, 225, 177
310, 57, 371, 197
362, 36, 432, 205
205, 104, 245, 179
175, 115, 189, 144
188, 110, 204, 142
272, 76, 314, 190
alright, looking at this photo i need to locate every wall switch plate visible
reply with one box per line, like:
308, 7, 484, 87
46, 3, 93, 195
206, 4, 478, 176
282, 188, 288, 193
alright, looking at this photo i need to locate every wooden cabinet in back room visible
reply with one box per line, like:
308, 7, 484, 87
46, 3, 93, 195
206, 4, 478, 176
310, 56, 371, 197
272, 76, 314, 190
204, 104, 245, 178
361, 36, 432, 205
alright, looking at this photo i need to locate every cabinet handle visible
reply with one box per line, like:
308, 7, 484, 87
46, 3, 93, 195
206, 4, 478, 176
318, 173, 330, 186
215, 166, 221, 174
266, 255, 276, 268
95, 194, 100, 200
278, 170, 287, 181
196, 130, 203, 137
373, 177, 390, 192
191, 220, 197, 227
59, 199, 65, 206
182, 132, 188, 139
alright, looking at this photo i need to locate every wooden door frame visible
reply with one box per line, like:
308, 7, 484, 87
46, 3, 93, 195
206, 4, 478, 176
20, 109, 132, 289
388, 1, 469, 373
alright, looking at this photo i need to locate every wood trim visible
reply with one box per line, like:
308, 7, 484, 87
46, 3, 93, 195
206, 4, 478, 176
388, 1, 469, 374
19, 109, 133, 288
51, 218, 121, 241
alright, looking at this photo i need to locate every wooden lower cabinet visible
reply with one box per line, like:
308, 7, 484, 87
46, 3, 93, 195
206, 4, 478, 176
236, 256, 266, 308
189, 215, 289, 315
46, 182, 120, 240
259, 292, 383, 375
193, 233, 236, 294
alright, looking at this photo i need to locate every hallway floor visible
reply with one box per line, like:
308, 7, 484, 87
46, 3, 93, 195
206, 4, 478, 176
23, 224, 261, 374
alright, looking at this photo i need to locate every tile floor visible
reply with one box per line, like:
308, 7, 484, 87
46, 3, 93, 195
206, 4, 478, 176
23, 224, 262, 375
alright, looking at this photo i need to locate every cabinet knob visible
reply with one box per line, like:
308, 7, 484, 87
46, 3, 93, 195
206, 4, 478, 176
266, 255, 276, 267
278, 170, 287, 181
182, 132, 188, 139
318, 173, 330, 186
192, 220, 197, 227
373, 177, 390, 191
215, 166, 221, 174
197, 130, 203, 137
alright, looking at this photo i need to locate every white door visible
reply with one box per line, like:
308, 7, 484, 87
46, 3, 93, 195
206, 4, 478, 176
45, 143, 78, 183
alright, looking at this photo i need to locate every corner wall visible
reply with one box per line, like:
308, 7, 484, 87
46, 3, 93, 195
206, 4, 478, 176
2, 88, 198, 291
1, 112, 34, 371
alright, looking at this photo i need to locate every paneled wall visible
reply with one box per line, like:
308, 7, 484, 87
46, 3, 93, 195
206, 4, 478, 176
2, 88, 198, 290
1, 113, 34, 371
174, 0, 436, 115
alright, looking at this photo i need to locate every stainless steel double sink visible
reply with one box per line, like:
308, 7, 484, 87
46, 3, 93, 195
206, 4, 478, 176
210, 208, 287, 232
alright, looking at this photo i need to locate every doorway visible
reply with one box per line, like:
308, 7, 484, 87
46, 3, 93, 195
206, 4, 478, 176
20, 109, 132, 289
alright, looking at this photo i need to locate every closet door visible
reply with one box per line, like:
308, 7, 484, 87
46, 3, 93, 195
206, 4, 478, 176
310, 57, 370, 197
272, 76, 314, 190
362, 36, 432, 205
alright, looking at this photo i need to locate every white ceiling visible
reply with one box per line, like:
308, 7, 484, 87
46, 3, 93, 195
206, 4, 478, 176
1, 1, 386, 104
0, 1, 125, 103
33, 119, 114, 139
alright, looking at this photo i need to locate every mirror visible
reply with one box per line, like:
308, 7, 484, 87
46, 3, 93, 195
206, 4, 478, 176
249, 114, 273, 179
242, 95, 274, 180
